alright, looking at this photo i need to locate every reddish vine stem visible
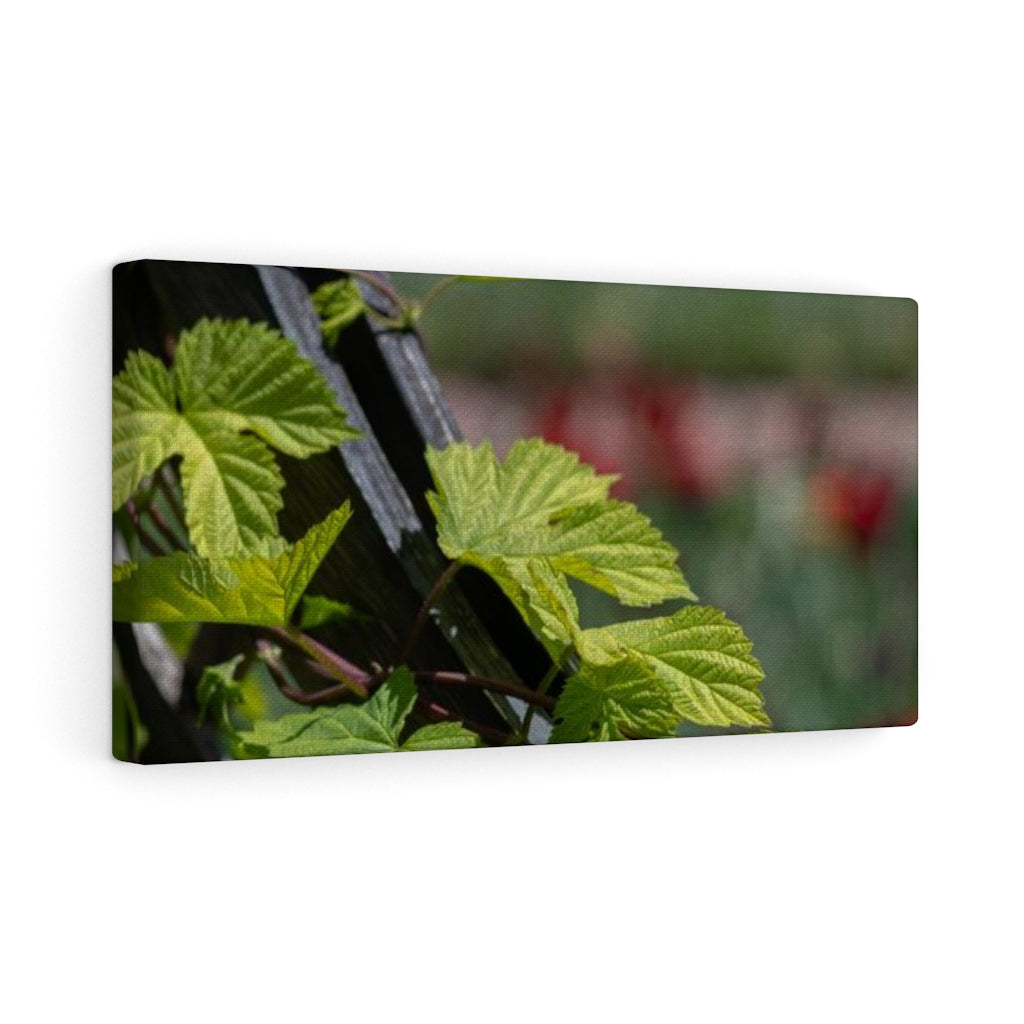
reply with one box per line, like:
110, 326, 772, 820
418, 699, 508, 746
267, 626, 371, 698
400, 561, 463, 665
146, 503, 181, 552
338, 268, 405, 316
414, 671, 557, 711
124, 498, 167, 557
154, 466, 187, 532
258, 651, 509, 744
283, 676, 353, 706
258, 642, 347, 706
256, 643, 319, 708
259, 649, 555, 715
302, 658, 345, 685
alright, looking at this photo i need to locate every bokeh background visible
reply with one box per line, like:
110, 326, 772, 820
393, 273, 918, 734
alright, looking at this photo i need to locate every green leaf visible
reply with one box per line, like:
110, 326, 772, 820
112, 504, 351, 626
112, 683, 132, 762
516, 499, 698, 606
427, 439, 618, 554
196, 655, 245, 727
112, 682, 148, 762
510, 559, 583, 654
113, 318, 359, 556
176, 426, 284, 557
297, 594, 364, 630
236, 667, 483, 758
112, 562, 137, 583
550, 656, 679, 743
159, 621, 200, 659
578, 607, 770, 729
238, 668, 414, 757
112, 351, 182, 516
311, 278, 367, 346
425, 439, 695, 652
401, 722, 485, 752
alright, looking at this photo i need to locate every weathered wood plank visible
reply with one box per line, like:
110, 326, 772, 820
294, 267, 564, 698
258, 266, 538, 718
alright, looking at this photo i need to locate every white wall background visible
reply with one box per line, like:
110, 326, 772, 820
3, 2, 1019, 1021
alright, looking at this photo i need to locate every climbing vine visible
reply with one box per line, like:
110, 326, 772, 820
112, 287, 768, 760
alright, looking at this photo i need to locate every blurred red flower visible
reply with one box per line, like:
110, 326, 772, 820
812, 466, 896, 551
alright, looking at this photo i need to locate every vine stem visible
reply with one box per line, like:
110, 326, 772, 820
154, 466, 187, 534
413, 671, 556, 711
259, 649, 512, 746
400, 561, 462, 665
146, 503, 181, 552
257, 640, 348, 706
124, 498, 168, 557
267, 626, 371, 698
418, 699, 508, 746
419, 275, 460, 314
338, 268, 405, 317
259, 657, 556, 714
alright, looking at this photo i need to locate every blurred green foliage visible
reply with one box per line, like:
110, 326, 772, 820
392, 273, 917, 382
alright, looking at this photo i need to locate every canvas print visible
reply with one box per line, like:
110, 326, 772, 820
112, 261, 917, 763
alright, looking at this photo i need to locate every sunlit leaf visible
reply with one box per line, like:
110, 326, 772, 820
113, 318, 359, 556
112, 504, 351, 626
235, 668, 483, 758
297, 594, 364, 630
196, 655, 245, 727
311, 278, 367, 346
426, 439, 695, 652
578, 607, 770, 729
550, 656, 678, 743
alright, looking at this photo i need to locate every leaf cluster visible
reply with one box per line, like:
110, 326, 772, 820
237, 667, 481, 758
426, 441, 770, 741
113, 317, 358, 557
112, 505, 352, 626
310, 279, 366, 347
112, 309, 769, 760
112, 319, 357, 627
